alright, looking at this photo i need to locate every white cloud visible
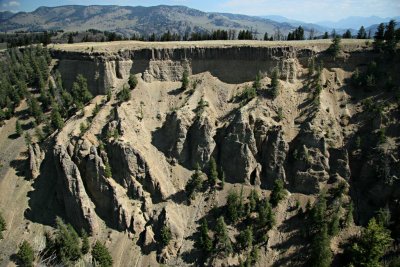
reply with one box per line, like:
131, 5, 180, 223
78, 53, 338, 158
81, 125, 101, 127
2, 0, 20, 8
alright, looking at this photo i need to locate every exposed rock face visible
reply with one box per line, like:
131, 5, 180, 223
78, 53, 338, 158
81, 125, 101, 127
54, 145, 99, 233
28, 143, 45, 180
52, 46, 308, 95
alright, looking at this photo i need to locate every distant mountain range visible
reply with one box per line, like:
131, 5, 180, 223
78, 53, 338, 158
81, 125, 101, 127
0, 5, 397, 38
0, 5, 300, 38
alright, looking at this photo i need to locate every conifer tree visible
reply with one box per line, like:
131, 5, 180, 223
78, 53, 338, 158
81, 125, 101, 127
209, 157, 218, 187
214, 216, 233, 256
92, 241, 113, 267
270, 179, 286, 207
309, 224, 332, 267
16, 241, 34, 267
15, 120, 22, 136
199, 218, 212, 254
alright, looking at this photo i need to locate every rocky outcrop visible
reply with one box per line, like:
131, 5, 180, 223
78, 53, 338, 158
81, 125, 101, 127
54, 145, 99, 233
28, 143, 45, 180
52, 45, 308, 96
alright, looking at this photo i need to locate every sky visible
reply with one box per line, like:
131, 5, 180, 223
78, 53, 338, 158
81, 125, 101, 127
0, 0, 399, 23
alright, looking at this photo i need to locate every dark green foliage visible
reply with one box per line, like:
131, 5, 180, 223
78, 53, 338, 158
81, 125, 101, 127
128, 74, 138, 89
323, 32, 329, 39
181, 70, 189, 90
345, 202, 354, 227
117, 85, 130, 102
257, 199, 275, 229
237, 226, 253, 251
350, 218, 392, 267
328, 36, 342, 58
374, 23, 385, 51
92, 103, 100, 117
27, 96, 44, 124
220, 169, 225, 189
0, 211, 6, 239
81, 229, 90, 254
208, 157, 218, 187
263, 32, 269, 41
198, 218, 213, 254
342, 29, 352, 39
68, 33, 74, 44
54, 217, 81, 263
106, 89, 112, 102
24, 132, 32, 147
384, 20, 398, 52
71, 74, 92, 106
104, 162, 112, 178
160, 225, 172, 247
16, 240, 34, 267
287, 26, 305, 40
238, 30, 253, 40
248, 189, 260, 212
237, 86, 256, 104
309, 224, 332, 267
270, 179, 286, 206
357, 26, 367, 39
329, 211, 340, 236
15, 120, 22, 136
270, 68, 279, 99
227, 189, 240, 223
214, 216, 233, 255
92, 241, 113, 267
253, 73, 261, 90
50, 106, 64, 131
185, 165, 203, 199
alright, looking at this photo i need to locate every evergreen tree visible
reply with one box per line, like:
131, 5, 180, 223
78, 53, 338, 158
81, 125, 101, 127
0, 211, 6, 239
181, 70, 189, 90
253, 73, 261, 90
328, 36, 342, 58
264, 32, 269, 41
199, 218, 213, 254
270, 68, 280, 99
227, 189, 240, 223
270, 179, 286, 207
351, 218, 392, 267
329, 211, 340, 236
248, 189, 260, 212
237, 226, 253, 251
374, 23, 385, 51
323, 32, 329, 39
15, 120, 22, 136
185, 164, 203, 199
214, 216, 233, 255
160, 225, 172, 247
71, 74, 92, 106
309, 224, 332, 267
384, 19, 397, 52
54, 217, 81, 263
51, 106, 64, 131
104, 162, 112, 178
81, 229, 90, 255
92, 241, 113, 267
68, 33, 74, 44
220, 169, 225, 189
342, 29, 352, 39
357, 26, 367, 39
117, 86, 130, 102
209, 156, 218, 187
16, 240, 34, 267
128, 74, 138, 89
24, 132, 32, 147
257, 199, 275, 229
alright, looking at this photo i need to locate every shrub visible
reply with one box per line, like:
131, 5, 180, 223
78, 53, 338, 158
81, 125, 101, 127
181, 70, 189, 90
128, 74, 138, 89
160, 225, 172, 247
92, 241, 113, 267
270, 179, 287, 206
0, 211, 6, 239
16, 241, 34, 267
117, 85, 130, 102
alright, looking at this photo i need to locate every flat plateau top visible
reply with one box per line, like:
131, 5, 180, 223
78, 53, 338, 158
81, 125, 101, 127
50, 39, 370, 53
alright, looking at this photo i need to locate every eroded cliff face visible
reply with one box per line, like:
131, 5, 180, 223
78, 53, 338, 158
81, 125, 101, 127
33, 43, 400, 266
52, 45, 309, 95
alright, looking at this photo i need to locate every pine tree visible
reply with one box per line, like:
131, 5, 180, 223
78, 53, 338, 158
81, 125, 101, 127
81, 229, 90, 255
15, 120, 22, 136
270, 179, 286, 207
220, 169, 225, 189
104, 162, 112, 178
24, 132, 32, 147
214, 216, 233, 256
55, 217, 81, 263
199, 218, 212, 254
181, 70, 189, 90
257, 199, 275, 229
0, 211, 6, 239
227, 189, 240, 223
374, 23, 385, 51
51, 106, 64, 131
351, 218, 392, 267
185, 164, 203, 199
384, 20, 397, 52
117, 85, 130, 102
309, 224, 332, 267
270, 68, 280, 99
128, 74, 138, 89
357, 26, 367, 39
328, 36, 342, 58
237, 226, 253, 251
160, 225, 172, 247
92, 241, 113, 267
209, 157, 218, 187
248, 189, 259, 212
16, 240, 34, 267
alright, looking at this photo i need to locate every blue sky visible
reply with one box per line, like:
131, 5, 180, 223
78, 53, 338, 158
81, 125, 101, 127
1, 0, 399, 22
